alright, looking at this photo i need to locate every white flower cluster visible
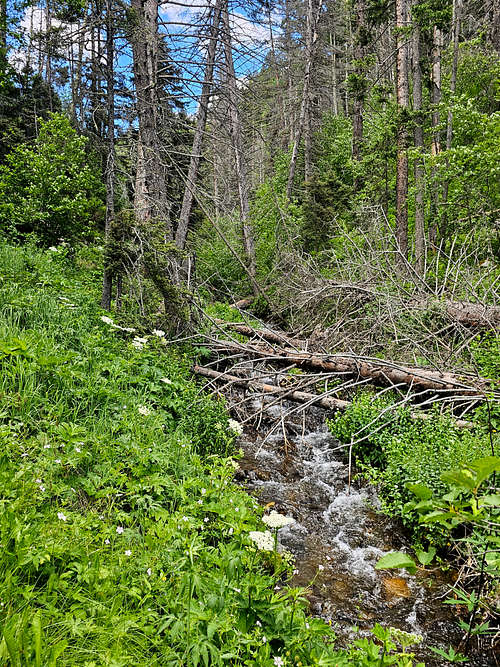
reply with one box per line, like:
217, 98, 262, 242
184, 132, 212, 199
228, 418, 243, 436
248, 530, 275, 552
100, 315, 136, 333
132, 336, 147, 350
262, 511, 295, 530
138, 406, 152, 416
160, 377, 172, 385
152, 329, 165, 338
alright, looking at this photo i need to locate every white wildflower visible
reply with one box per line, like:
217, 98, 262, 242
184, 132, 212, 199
248, 530, 275, 552
132, 336, 147, 350
138, 406, 151, 416
305, 622, 310, 629
256, 620, 262, 627
160, 378, 173, 384
197, 499, 202, 505
273, 657, 284, 667
116, 526, 124, 534
228, 418, 243, 435
182, 516, 189, 522
152, 329, 165, 338
36, 479, 42, 484
122, 326, 136, 333
262, 636, 267, 643
105, 539, 110, 545
318, 564, 325, 571
49, 246, 58, 252
57, 512, 67, 521
228, 527, 233, 535
201, 488, 207, 495
204, 517, 209, 523
147, 568, 152, 576
124, 550, 132, 557
75, 447, 81, 453
44, 444, 50, 449
55, 459, 61, 464
101, 316, 114, 325
39, 486, 45, 492
262, 511, 295, 530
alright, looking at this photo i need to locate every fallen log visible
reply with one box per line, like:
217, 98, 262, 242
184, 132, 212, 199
419, 299, 500, 330
194, 364, 350, 410
213, 319, 306, 349
208, 337, 494, 397
193, 365, 473, 427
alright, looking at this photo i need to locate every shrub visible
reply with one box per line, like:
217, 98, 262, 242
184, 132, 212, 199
0, 113, 104, 244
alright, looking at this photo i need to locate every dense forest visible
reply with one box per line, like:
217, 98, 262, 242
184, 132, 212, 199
0, 0, 498, 665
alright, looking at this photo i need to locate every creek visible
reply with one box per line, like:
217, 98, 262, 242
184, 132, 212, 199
229, 384, 487, 666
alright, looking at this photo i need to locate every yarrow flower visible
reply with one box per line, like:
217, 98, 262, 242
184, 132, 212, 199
152, 329, 165, 338
138, 406, 151, 416
57, 512, 67, 521
262, 511, 295, 530
228, 418, 243, 436
101, 316, 114, 325
248, 530, 275, 552
116, 526, 124, 534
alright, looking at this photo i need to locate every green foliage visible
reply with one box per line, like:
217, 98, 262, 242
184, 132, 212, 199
0, 113, 104, 244
328, 393, 495, 541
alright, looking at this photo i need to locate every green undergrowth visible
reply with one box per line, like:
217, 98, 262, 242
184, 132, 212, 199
327, 392, 497, 544
0, 243, 429, 666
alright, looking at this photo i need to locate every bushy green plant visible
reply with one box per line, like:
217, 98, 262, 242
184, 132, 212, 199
328, 393, 495, 541
0, 113, 104, 244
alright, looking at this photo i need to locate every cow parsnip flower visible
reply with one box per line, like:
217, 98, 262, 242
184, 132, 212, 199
262, 511, 295, 529
248, 530, 275, 552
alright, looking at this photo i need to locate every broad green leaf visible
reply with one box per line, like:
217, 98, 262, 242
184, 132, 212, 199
416, 546, 436, 566
375, 552, 417, 574
480, 494, 500, 506
406, 483, 433, 500
468, 456, 500, 487
441, 470, 476, 491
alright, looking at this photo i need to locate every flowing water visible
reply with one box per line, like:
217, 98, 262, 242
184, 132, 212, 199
231, 388, 488, 666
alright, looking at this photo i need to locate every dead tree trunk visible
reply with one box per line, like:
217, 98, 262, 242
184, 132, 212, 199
101, 0, 115, 311
395, 0, 410, 263
286, 0, 322, 200
175, 0, 223, 250
130, 0, 169, 233
221, 0, 257, 286
412, 11, 425, 277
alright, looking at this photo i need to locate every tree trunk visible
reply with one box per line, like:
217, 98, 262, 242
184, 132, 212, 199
221, 0, 257, 285
130, 0, 169, 233
352, 0, 366, 163
429, 25, 443, 246
101, 0, 115, 311
175, 0, 223, 250
286, 0, 321, 200
395, 0, 410, 262
412, 12, 425, 276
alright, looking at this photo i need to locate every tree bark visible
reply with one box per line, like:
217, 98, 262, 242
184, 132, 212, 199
429, 24, 443, 246
221, 0, 257, 285
395, 0, 410, 262
175, 0, 223, 250
130, 0, 170, 234
412, 11, 425, 277
286, 0, 321, 200
101, 0, 115, 310
352, 0, 366, 163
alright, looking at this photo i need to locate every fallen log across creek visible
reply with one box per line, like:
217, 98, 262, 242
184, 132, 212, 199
210, 322, 496, 397
193, 365, 474, 428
